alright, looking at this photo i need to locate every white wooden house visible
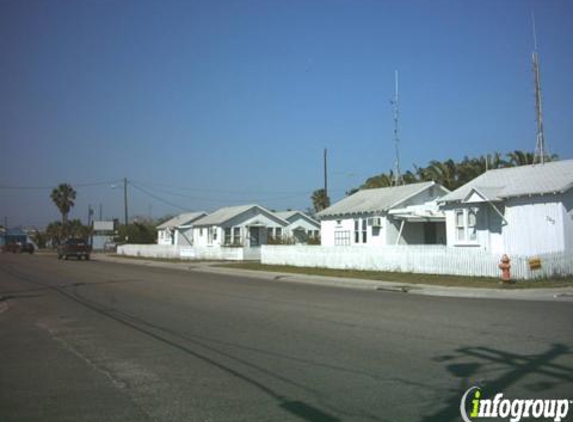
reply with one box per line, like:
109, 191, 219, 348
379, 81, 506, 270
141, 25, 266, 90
192, 204, 289, 248
156, 212, 208, 245
439, 159, 573, 256
275, 211, 320, 243
317, 182, 450, 247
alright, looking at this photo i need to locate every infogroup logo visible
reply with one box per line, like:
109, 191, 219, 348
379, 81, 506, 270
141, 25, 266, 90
460, 386, 571, 422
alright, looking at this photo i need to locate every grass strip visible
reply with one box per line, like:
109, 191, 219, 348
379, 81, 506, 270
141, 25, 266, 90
221, 262, 573, 289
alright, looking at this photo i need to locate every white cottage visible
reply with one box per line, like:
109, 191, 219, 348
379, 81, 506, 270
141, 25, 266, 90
275, 211, 320, 243
439, 159, 573, 256
192, 204, 289, 248
156, 212, 208, 245
318, 182, 450, 247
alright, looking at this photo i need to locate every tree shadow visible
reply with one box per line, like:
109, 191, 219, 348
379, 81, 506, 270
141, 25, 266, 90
419, 343, 573, 422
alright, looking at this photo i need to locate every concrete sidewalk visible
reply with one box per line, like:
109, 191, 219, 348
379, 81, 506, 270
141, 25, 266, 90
94, 254, 573, 302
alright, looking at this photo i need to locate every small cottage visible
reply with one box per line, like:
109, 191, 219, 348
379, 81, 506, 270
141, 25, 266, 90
156, 212, 208, 245
192, 204, 288, 248
439, 159, 573, 255
317, 182, 450, 247
274, 211, 320, 243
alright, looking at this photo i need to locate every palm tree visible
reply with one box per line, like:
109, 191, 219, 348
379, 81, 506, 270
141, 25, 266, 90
311, 189, 330, 213
361, 171, 394, 189
46, 221, 64, 246
507, 150, 535, 167
50, 183, 76, 225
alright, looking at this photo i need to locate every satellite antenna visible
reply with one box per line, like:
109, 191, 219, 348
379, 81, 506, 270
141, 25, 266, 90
391, 70, 403, 185
531, 11, 547, 164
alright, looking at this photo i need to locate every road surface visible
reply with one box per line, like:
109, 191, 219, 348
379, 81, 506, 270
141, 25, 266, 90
1, 253, 572, 422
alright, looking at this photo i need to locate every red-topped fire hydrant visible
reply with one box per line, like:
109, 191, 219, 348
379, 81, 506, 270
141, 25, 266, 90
499, 254, 511, 282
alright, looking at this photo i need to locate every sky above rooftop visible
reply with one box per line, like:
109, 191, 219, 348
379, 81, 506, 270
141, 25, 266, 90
1, 0, 572, 228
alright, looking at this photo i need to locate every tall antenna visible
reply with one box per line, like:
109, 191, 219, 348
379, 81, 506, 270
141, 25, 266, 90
531, 11, 547, 164
391, 70, 403, 185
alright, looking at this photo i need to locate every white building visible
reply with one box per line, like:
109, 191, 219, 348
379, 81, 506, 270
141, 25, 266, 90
317, 182, 450, 247
192, 204, 289, 248
439, 159, 573, 256
274, 211, 320, 243
156, 212, 208, 245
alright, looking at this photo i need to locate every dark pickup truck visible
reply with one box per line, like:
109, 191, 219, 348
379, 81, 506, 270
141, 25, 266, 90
57, 238, 92, 260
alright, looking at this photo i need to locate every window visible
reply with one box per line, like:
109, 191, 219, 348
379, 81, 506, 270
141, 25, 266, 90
455, 209, 478, 243
213, 228, 218, 241
455, 211, 465, 242
334, 230, 351, 246
354, 218, 367, 244
267, 228, 273, 239
233, 227, 241, 244
224, 228, 231, 245
275, 228, 282, 238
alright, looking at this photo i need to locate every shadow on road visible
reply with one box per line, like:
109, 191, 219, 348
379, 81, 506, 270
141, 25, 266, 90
419, 343, 573, 422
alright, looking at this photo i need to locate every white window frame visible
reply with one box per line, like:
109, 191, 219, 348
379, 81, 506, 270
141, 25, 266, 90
334, 230, 351, 246
454, 208, 478, 245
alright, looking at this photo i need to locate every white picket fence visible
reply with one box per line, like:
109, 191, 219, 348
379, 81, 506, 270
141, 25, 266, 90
261, 245, 573, 280
117, 244, 261, 261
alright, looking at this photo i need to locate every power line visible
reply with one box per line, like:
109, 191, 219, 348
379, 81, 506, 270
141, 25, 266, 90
131, 180, 313, 196
129, 182, 190, 211
133, 181, 317, 203
0, 180, 122, 190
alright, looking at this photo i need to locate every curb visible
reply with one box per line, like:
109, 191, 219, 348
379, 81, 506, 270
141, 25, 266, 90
93, 254, 573, 302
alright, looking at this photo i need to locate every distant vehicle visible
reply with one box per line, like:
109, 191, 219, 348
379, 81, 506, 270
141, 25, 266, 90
20, 243, 35, 254
57, 238, 92, 260
2, 242, 34, 254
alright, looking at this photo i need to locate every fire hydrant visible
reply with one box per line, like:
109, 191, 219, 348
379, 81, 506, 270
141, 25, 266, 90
498, 254, 511, 282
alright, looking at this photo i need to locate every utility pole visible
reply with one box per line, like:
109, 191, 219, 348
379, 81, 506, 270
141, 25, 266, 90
531, 11, 547, 164
323, 148, 328, 201
391, 70, 403, 186
123, 177, 129, 226
87, 205, 93, 227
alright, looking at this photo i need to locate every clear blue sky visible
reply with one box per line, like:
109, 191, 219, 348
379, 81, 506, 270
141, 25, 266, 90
1, 0, 572, 228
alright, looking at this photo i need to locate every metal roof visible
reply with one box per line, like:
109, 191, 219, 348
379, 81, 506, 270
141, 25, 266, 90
156, 212, 208, 230
193, 204, 289, 227
317, 181, 442, 218
274, 211, 320, 227
439, 159, 573, 204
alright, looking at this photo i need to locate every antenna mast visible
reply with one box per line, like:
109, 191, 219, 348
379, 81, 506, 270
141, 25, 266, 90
531, 11, 547, 164
392, 70, 403, 185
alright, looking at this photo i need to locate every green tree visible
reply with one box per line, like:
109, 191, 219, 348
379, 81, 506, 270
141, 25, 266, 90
46, 221, 64, 246
115, 222, 156, 244
50, 183, 77, 225
311, 189, 330, 213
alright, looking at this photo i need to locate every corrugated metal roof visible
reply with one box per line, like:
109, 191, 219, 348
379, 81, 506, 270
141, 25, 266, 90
194, 204, 289, 227
439, 159, 573, 204
317, 181, 439, 218
156, 212, 207, 229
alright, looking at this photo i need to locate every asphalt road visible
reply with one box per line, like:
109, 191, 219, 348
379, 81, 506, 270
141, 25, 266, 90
1, 253, 572, 422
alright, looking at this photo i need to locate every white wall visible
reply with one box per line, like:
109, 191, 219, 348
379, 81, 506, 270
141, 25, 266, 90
117, 244, 260, 261
320, 216, 387, 247
157, 229, 173, 245
445, 193, 571, 256
562, 190, 573, 251
261, 245, 573, 280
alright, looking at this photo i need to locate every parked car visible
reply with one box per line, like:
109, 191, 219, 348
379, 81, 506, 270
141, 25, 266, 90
57, 238, 92, 260
2, 242, 34, 254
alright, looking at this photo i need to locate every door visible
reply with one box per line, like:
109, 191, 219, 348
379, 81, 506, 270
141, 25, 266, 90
249, 227, 260, 247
